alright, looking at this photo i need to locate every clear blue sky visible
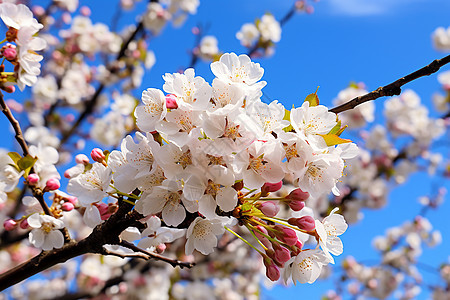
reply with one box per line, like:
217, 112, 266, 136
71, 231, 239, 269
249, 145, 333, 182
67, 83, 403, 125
1, 0, 449, 298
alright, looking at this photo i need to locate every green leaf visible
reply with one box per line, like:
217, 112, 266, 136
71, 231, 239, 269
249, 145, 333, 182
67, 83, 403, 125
17, 155, 37, 178
304, 93, 319, 107
318, 134, 351, 147
7, 152, 21, 165
328, 120, 342, 135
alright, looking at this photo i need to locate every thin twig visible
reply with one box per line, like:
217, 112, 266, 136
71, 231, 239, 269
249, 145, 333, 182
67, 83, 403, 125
329, 54, 450, 114
101, 246, 150, 260
119, 240, 195, 269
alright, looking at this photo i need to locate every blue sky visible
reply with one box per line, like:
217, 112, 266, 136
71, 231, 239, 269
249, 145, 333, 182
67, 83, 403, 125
1, 0, 449, 298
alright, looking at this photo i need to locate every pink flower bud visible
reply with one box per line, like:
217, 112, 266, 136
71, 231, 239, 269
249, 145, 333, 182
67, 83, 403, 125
261, 181, 283, 194
156, 243, 166, 254
288, 200, 305, 211
165, 94, 178, 109
273, 245, 291, 264
263, 258, 281, 282
75, 154, 90, 165
257, 201, 280, 217
2, 85, 15, 93
254, 225, 271, 249
66, 196, 78, 205
288, 216, 316, 232
3, 47, 17, 61
286, 188, 309, 201
62, 12, 71, 24
80, 6, 91, 16
91, 148, 106, 163
62, 202, 74, 211
19, 218, 29, 229
96, 202, 109, 215
3, 219, 17, 231
292, 240, 303, 255
45, 178, 60, 191
274, 225, 298, 246
27, 173, 40, 185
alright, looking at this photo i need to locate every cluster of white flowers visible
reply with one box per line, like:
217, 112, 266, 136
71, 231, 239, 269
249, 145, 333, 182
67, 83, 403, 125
0, 3, 46, 90
65, 52, 357, 284
236, 13, 281, 47
143, 0, 200, 35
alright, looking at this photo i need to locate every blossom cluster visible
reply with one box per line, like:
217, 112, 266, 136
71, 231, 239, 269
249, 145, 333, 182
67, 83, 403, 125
0, 3, 46, 91
63, 52, 357, 284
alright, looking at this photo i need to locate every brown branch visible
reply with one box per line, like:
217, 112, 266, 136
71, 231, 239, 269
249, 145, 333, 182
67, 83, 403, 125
0, 201, 136, 291
119, 240, 195, 269
329, 54, 450, 114
100, 246, 150, 260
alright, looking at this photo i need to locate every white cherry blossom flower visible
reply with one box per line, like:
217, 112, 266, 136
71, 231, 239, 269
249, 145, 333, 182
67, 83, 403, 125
257, 14, 281, 43
236, 23, 259, 47
185, 217, 225, 255
162, 68, 212, 110
0, 3, 43, 33
315, 208, 348, 263
284, 249, 331, 284
28, 214, 65, 251
135, 88, 167, 133
67, 163, 113, 206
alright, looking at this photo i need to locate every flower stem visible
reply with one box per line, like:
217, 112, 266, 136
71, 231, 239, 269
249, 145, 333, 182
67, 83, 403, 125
224, 226, 263, 255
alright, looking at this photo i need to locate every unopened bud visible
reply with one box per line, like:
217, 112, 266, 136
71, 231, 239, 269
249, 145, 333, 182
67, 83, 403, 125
288, 200, 305, 211
165, 94, 178, 109
254, 225, 271, 249
286, 188, 309, 201
27, 174, 40, 185
45, 178, 60, 191
273, 225, 298, 246
66, 196, 78, 205
261, 181, 283, 196
61, 202, 74, 211
20, 218, 29, 229
2, 85, 15, 93
263, 257, 281, 281
3, 219, 17, 231
273, 245, 291, 264
288, 216, 315, 232
3, 46, 17, 61
75, 154, 90, 165
156, 243, 166, 254
257, 201, 280, 217
91, 148, 106, 163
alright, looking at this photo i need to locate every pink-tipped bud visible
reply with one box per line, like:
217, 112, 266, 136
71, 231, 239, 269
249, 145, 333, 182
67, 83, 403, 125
45, 178, 60, 191
288, 200, 305, 211
274, 225, 298, 246
165, 94, 178, 109
156, 243, 166, 254
2, 85, 15, 93
273, 245, 291, 264
261, 181, 283, 194
292, 240, 303, 255
66, 196, 78, 205
288, 216, 316, 232
75, 154, 90, 165
257, 201, 280, 218
3, 219, 17, 231
80, 6, 91, 16
19, 218, 29, 229
27, 173, 40, 185
254, 225, 271, 249
61, 202, 75, 211
3, 47, 17, 61
263, 258, 281, 282
286, 188, 309, 201
96, 202, 109, 215
91, 148, 106, 163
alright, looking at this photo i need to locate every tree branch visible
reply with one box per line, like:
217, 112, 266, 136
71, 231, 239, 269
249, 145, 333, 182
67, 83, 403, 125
329, 54, 450, 114
119, 240, 195, 269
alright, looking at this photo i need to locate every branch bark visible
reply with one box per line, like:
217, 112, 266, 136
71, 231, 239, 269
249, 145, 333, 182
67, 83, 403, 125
329, 54, 450, 114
